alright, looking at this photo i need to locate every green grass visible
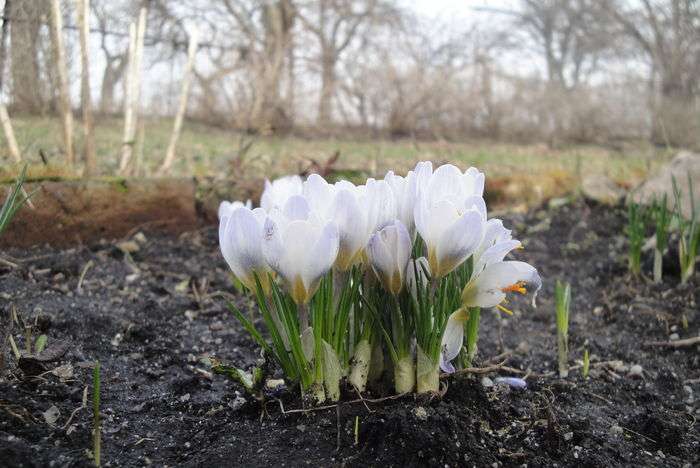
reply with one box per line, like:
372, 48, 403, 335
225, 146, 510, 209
1, 115, 671, 186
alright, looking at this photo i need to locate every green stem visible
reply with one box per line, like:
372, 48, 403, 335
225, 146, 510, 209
653, 248, 663, 283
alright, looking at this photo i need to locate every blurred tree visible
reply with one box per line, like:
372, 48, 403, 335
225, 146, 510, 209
601, 0, 700, 147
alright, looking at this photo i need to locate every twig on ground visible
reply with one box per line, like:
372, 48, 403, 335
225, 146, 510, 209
444, 360, 508, 377
276, 392, 409, 415
0, 256, 18, 269
644, 336, 700, 348
77, 260, 94, 294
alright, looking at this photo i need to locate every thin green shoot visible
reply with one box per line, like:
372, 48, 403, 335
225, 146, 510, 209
672, 174, 699, 284
354, 416, 359, 446
582, 348, 590, 379
625, 202, 646, 277
650, 194, 671, 283
92, 361, 101, 467
0, 164, 33, 236
555, 280, 571, 378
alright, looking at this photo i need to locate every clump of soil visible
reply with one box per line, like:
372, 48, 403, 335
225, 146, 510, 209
1, 199, 698, 467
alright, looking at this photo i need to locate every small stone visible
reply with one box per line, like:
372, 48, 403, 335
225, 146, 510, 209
593, 306, 603, 317
481, 377, 494, 388
296, 424, 306, 432
413, 406, 428, 421
563, 432, 573, 441
669, 333, 680, 341
628, 364, 644, 378
609, 425, 624, 435
683, 385, 693, 394
670, 325, 678, 332
42, 406, 60, 425
117, 240, 140, 254
133, 232, 148, 244
179, 393, 190, 403
265, 379, 285, 390
515, 341, 530, 354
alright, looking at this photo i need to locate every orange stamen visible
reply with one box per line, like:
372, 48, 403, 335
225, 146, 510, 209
501, 281, 527, 295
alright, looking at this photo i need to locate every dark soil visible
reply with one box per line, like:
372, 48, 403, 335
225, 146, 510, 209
1, 199, 698, 467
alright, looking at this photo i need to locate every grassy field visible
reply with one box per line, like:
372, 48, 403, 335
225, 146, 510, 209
1, 115, 672, 190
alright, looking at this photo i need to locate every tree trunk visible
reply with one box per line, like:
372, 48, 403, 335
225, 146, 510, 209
99, 57, 127, 115
9, 0, 43, 113
652, 74, 697, 148
318, 52, 335, 128
76, 0, 96, 176
49, 0, 75, 166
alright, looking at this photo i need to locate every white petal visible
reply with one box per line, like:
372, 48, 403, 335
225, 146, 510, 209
464, 261, 541, 308
283, 194, 311, 221
435, 208, 484, 277
440, 309, 468, 373
332, 189, 366, 269
220, 208, 266, 285
302, 222, 339, 292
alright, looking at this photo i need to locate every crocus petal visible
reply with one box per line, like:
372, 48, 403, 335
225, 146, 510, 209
261, 175, 303, 212
283, 194, 311, 221
367, 220, 411, 294
474, 239, 522, 276
440, 308, 469, 373
435, 208, 484, 277
332, 189, 366, 270
302, 222, 339, 297
462, 260, 541, 309
220, 207, 267, 288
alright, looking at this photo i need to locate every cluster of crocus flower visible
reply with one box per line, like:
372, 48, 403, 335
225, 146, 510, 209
218, 161, 540, 401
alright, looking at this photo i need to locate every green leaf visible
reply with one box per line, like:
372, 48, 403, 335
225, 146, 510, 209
34, 334, 47, 354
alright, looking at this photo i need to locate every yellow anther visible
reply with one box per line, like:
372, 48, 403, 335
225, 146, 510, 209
497, 304, 514, 316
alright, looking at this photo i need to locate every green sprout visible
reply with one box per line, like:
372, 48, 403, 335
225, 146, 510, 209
0, 164, 33, 237
673, 175, 699, 284
582, 348, 590, 379
92, 361, 101, 467
650, 194, 672, 283
625, 202, 646, 277
555, 280, 571, 378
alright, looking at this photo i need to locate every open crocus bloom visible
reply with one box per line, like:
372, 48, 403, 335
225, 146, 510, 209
262, 205, 339, 304
219, 206, 271, 292
439, 259, 541, 372
260, 175, 303, 212
414, 164, 487, 278
367, 220, 412, 295
218, 199, 252, 220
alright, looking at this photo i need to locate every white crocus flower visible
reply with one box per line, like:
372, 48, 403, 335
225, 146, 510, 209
365, 178, 397, 235
439, 259, 541, 373
218, 199, 252, 220
219, 205, 271, 293
385, 170, 418, 238
331, 188, 368, 271
302, 173, 337, 220
262, 197, 339, 304
260, 175, 303, 212
366, 220, 412, 295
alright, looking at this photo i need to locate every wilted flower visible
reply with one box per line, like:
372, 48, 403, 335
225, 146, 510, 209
219, 205, 271, 293
367, 220, 412, 295
260, 175, 303, 212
